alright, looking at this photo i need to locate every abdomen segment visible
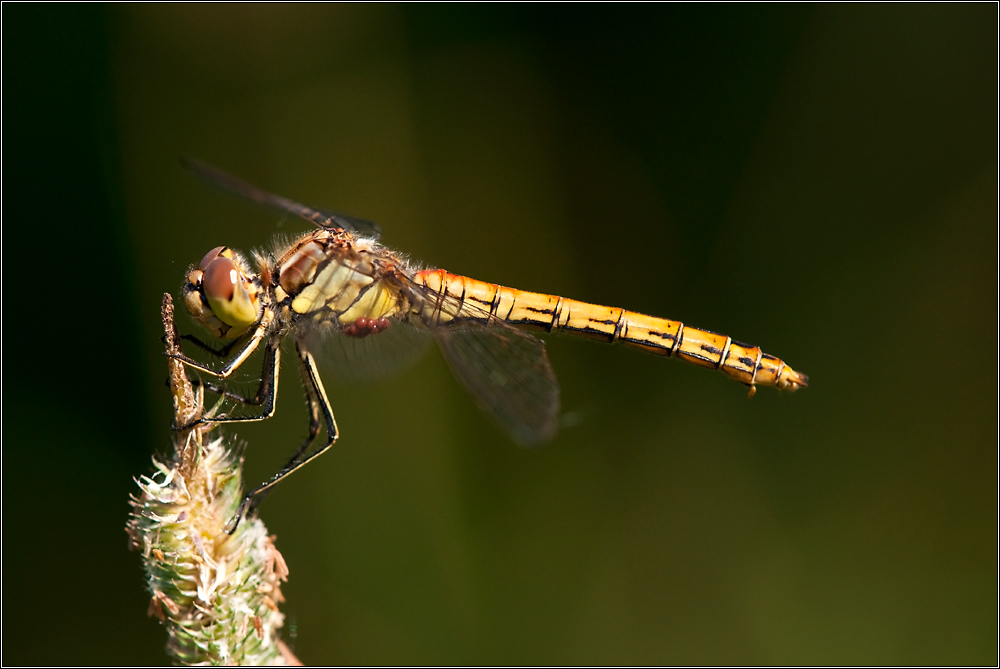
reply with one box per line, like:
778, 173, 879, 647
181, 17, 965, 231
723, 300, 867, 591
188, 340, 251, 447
414, 269, 808, 394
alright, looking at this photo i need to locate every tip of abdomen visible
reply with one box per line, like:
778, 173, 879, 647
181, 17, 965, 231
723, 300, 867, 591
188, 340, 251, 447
777, 366, 809, 391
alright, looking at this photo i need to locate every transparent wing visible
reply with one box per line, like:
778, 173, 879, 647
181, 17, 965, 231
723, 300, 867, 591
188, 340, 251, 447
297, 259, 562, 445
302, 317, 433, 385
435, 323, 560, 446
182, 158, 382, 239
393, 275, 561, 446
301, 275, 561, 446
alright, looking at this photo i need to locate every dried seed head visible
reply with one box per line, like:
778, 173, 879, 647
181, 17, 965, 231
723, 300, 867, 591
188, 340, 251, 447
127, 435, 295, 665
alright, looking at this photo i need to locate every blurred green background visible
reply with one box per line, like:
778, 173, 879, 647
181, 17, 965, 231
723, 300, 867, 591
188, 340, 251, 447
3, 4, 995, 664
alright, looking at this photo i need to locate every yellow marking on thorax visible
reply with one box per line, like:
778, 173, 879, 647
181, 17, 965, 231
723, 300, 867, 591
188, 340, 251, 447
339, 279, 400, 324
291, 262, 359, 315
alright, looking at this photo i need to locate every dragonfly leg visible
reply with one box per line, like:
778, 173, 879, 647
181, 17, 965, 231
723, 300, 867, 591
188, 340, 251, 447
225, 341, 339, 534
169, 315, 270, 380
194, 379, 262, 406
172, 338, 280, 431
179, 333, 243, 359
286, 348, 326, 462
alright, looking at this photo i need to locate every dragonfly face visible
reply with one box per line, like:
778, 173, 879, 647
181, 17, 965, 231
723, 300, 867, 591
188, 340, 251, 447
183, 245, 265, 340
173, 159, 808, 533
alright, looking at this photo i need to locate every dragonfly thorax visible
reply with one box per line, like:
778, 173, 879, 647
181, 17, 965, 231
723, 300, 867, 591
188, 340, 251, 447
183, 245, 264, 339
272, 230, 405, 331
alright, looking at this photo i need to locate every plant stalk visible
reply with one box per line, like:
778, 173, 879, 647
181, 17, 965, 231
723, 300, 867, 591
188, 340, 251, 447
126, 294, 299, 665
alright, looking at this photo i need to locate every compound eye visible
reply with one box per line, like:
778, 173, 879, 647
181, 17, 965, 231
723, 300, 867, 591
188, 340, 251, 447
203, 256, 237, 302
199, 246, 227, 271
202, 256, 258, 329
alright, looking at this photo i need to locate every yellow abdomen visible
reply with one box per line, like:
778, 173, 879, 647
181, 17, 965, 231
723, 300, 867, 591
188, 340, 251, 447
414, 269, 808, 394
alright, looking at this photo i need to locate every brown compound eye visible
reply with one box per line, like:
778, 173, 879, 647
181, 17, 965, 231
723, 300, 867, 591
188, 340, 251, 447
199, 246, 227, 271
201, 255, 258, 329
202, 256, 238, 302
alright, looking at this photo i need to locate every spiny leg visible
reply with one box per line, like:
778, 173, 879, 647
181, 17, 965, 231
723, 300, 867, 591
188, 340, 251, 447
202, 337, 280, 410
231, 343, 324, 516
174, 338, 281, 431
194, 379, 264, 406
287, 345, 326, 463
179, 333, 244, 359
170, 315, 270, 380
226, 341, 339, 534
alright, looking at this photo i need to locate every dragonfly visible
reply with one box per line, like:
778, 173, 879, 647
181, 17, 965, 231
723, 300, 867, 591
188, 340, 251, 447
173, 160, 808, 531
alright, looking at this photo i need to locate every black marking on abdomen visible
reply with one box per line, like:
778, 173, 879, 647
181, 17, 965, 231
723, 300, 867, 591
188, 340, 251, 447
429, 274, 448, 327
627, 336, 671, 350
612, 311, 627, 341
648, 330, 676, 342
489, 288, 503, 317
549, 297, 564, 333
466, 295, 492, 308
562, 323, 616, 341
670, 323, 685, 357
504, 296, 517, 321
680, 351, 714, 363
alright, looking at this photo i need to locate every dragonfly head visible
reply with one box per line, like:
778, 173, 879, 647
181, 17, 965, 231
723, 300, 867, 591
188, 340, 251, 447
183, 246, 262, 339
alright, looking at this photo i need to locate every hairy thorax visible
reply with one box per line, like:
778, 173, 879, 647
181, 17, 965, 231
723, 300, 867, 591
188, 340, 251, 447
268, 230, 407, 331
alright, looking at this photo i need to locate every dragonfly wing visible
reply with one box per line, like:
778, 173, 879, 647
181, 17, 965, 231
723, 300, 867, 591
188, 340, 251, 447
434, 325, 560, 446
323, 211, 382, 239
182, 158, 382, 239
302, 318, 433, 385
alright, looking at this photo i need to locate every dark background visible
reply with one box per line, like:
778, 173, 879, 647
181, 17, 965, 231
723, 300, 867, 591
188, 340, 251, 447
3, 5, 996, 664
